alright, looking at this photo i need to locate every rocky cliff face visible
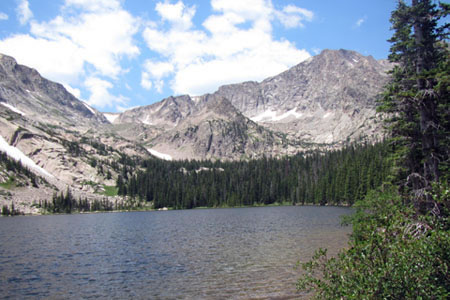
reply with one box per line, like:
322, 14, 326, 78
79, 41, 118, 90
113, 94, 298, 160
0, 54, 147, 212
214, 49, 392, 145
0, 49, 392, 211
0, 53, 108, 129
112, 49, 391, 159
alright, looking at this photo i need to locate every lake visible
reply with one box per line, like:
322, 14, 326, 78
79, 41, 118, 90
0, 206, 352, 299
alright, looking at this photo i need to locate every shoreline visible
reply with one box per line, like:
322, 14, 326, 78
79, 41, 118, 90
1, 201, 353, 217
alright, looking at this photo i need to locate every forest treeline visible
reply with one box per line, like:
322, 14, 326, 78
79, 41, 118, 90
117, 141, 391, 209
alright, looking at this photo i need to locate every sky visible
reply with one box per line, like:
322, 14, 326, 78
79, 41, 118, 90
0, 0, 398, 113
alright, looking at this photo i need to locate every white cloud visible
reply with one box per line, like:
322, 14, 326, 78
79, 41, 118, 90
155, 1, 196, 30
16, 0, 33, 25
0, 0, 139, 110
0, 12, 8, 21
355, 16, 367, 27
64, 0, 121, 12
141, 60, 174, 92
84, 76, 128, 109
143, 60, 174, 79
63, 84, 81, 98
142, 0, 312, 96
30, 6, 140, 78
275, 5, 314, 28
141, 72, 153, 90
0, 34, 85, 84
312, 47, 321, 55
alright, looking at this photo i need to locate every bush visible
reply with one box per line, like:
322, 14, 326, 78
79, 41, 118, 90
297, 185, 450, 299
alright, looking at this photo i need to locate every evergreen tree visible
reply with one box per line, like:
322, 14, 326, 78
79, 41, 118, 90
380, 0, 449, 211
297, 3, 449, 298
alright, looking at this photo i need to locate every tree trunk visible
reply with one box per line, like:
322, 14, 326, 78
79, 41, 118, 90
412, 0, 439, 184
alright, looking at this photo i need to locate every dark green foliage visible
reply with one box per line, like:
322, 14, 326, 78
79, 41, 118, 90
379, 0, 449, 205
62, 139, 83, 157
42, 189, 115, 213
1, 202, 22, 216
297, 186, 449, 299
0, 151, 46, 188
118, 142, 391, 209
297, 1, 449, 298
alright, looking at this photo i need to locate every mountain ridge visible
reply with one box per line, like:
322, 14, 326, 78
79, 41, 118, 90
0, 49, 392, 212
111, 49, 391, 159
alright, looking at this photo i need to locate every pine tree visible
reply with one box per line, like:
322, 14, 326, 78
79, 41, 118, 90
380, 0, 449, 211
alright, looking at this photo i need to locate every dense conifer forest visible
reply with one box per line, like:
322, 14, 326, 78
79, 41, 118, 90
117, 141, 391, 209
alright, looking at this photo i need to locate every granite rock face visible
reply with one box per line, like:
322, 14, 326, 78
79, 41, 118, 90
0, 53, 108, 129
113, 49, 391, 159
0, 49, 392, 209
214, 49, 392, 145
0, 54, 146, 211
114, 94, 295, 160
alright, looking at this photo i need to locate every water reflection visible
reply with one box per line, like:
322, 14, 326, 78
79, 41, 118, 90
0, 206, 352, 299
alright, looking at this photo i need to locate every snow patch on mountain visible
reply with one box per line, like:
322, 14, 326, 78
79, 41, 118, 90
103, 113, 119, 123
323, 112, 333, 119
148, 149, 172, 161
141, 115, 153, 125
0, 135, 53, 178
251, 108, 302, 122
0, 102, 26, 116
83, 102, 96, 115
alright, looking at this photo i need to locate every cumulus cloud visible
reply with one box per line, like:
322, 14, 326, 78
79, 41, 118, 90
141, 60, 174, 92
142, 0, 312, 96
30, 3, 140, 78
155, 0, 196, 30
64, 0, 121, 12
0, 12, 8, 21
275, 5, 314, 28
0, 0, 138, 110
16, 0, 33, 25
0, 34, 85, 84
312, 47, 321, 55
84, 76, 128, 109
63, 84, 81, 99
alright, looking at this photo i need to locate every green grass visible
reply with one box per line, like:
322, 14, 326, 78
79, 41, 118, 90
0, 178, 17, 190
102, 185, 118, 196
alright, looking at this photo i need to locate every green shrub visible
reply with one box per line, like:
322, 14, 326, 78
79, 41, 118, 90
297, 185, 449, 299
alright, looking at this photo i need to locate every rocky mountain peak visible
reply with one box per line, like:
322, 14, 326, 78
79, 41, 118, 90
2, 49, 392, 163
0, 53, 108, 127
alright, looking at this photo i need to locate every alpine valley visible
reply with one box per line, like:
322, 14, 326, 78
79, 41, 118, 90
0, 49, 392, 213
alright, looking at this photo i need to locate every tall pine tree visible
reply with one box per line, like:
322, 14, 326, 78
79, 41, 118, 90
380, 0, 449, 211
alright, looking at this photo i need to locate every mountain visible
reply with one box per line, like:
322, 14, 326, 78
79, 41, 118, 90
112, 49, 392, 159
0, 54, 146, 213
214, 49, 392, 145
0, 49, 392, 213
0, 53, 108, 128
112, 92, 311, 160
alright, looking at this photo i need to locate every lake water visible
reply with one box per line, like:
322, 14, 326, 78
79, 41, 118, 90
0, 206, 352, 299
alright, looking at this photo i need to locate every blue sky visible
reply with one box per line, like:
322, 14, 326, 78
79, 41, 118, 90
0, 0, 397, 112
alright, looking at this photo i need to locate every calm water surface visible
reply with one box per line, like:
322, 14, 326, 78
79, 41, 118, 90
0, 206, 352, 299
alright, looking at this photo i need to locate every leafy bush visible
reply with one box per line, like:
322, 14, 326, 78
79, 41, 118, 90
297, 185, 449, 299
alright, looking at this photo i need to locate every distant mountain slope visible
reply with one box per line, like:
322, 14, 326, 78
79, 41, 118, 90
214, 49, 392, 145
113, 94, 302, 160
0, 53, 148, 212
0, 53, 108, 129
0, 49, 393, 212
113, 49, 392, 159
